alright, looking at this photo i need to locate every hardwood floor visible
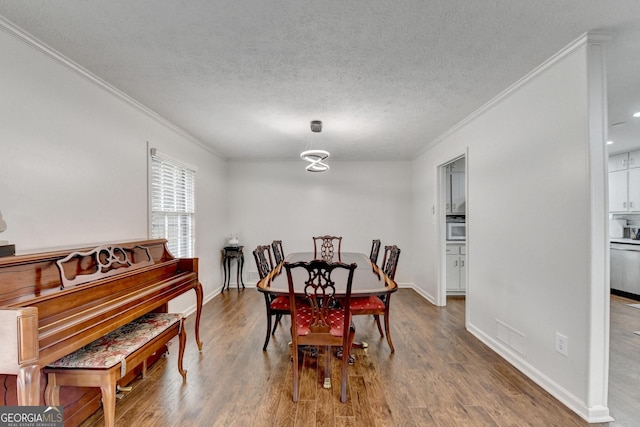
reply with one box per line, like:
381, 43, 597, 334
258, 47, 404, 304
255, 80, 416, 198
608, 295, 640, 425
77, 289, 638, 426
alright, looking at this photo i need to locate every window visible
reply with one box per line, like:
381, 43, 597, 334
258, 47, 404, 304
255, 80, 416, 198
150, 149, 196, 258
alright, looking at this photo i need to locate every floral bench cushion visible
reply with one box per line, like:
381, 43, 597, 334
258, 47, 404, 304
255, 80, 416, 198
47, 313, 182, 376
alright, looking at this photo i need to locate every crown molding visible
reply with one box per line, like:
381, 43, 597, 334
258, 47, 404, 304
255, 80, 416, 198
416, 31, 614, 157
0, 16, 223, 159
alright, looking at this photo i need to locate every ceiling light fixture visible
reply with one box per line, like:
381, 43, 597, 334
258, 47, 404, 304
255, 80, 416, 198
300, 120, 330, 172
607, 140, 614, 145
633, 112, 640, 118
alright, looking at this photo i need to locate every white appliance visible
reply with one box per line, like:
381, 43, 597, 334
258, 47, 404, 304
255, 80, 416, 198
446, 221, 466, 240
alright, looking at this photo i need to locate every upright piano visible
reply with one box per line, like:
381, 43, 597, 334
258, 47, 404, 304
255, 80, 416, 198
0, 238, 202, 424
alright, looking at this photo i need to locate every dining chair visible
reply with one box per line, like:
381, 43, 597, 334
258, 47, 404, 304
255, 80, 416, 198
272, 240, 285, 265
253, 244, 290, 351
270, 240, 287, 334
349, 244, 401, 353
284, 259, 357, 403
369, 239, 381, 265
312, 235, 342, 260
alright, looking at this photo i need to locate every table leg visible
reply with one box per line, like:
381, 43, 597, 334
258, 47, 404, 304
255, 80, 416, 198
239, 254, 245, 289
222, 258, 231, 291
235, 257, 240, 290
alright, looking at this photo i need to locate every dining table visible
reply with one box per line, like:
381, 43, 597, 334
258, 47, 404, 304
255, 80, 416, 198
256, 251, 398, 298
256, 251, 398, 389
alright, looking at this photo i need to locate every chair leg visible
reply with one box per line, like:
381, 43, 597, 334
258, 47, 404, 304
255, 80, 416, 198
292, 342, 299, 402
272, 313, 282, 335
384, 308, 395, 353
263, 297, 272, 351
341, 326, 355, 403
373, 314, 384, 338
323, 345, 331, 389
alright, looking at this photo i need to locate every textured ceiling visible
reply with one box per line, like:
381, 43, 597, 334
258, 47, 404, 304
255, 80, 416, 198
0, 1, 639, 160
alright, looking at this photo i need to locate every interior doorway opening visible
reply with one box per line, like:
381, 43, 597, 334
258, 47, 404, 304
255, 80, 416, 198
439, 155, 467, 306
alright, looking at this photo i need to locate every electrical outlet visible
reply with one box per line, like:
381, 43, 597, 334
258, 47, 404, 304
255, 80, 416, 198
555, 332, 568, 356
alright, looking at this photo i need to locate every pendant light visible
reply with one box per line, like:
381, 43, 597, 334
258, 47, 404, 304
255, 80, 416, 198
300, 120, 330, 172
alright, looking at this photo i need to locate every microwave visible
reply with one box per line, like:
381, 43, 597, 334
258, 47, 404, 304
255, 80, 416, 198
447, 221, 466, 240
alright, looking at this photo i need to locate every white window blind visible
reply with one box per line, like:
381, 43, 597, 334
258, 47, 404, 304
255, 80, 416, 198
150, 150, 196, 258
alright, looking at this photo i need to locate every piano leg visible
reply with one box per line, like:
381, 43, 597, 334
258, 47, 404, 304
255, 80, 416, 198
194, 282, 204, 351
17, 365, 40, 405
100, 381, 117, 427
178, 318, 187, 380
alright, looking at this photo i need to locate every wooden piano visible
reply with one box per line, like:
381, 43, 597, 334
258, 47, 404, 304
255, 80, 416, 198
0, 238, 202, 424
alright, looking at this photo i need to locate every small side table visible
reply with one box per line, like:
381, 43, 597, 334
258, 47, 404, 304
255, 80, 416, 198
222, 246, 245, 291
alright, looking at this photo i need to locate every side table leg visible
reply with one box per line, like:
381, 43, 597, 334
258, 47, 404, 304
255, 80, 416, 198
240, 254, 245, 289
222, 256, 228, 292
225, 258, 232, 291
236, 257, 240, 291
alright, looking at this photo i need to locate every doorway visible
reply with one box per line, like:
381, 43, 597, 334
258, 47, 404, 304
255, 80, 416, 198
439, 154, 467, 306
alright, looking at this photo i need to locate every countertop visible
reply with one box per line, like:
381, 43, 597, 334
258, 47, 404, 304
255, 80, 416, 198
611, 238, 640, 245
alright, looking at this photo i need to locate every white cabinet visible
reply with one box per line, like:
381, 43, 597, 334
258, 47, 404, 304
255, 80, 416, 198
446, 243, 466, 294
629, 169, 640, 210
629, 150, 640, 169
609, 170, 628, 212
609, 153, 628, 172
449, 158, 465, 172
608, 151, 640, 213
445, 158, 466, 214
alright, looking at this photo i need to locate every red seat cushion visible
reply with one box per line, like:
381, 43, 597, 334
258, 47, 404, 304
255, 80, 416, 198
270, 296, 290, 310
295, 306, 345, 337
349, 296, 385, 311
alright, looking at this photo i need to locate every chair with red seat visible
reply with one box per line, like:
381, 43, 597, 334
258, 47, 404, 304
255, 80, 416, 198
349, 244, 400, 353
284, 258, 357, 403
312, 235, 342, 261
253, 244, 290, 351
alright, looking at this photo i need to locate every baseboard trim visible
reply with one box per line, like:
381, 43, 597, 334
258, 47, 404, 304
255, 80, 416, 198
400, 283, 436, 305
466, 322, 613, 424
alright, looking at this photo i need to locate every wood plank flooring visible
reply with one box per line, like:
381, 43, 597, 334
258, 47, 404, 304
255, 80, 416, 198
77, 289, 639, 426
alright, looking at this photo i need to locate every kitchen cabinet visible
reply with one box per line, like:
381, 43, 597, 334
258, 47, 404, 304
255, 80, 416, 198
446, 158, 466, 214
608, 152, 640, 212
609, 170, 628, 212
609, 153, 628, 172
629, 150, 640, 169
446, 243, 466, 294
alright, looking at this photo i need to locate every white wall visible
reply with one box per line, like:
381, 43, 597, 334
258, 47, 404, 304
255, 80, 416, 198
0, 26, 228, 311
226, 160, 412, 284
411, 34, 610, 422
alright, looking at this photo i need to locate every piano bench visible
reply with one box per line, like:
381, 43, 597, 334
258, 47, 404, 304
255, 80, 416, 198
44, 313, 187, 427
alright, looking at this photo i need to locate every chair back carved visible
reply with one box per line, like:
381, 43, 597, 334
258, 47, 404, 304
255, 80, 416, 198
312, 235, 342, 261
253, 245, 273, 279
369, 239, 381, 265
381, 245, 401, 280
271, 240, 285, 265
